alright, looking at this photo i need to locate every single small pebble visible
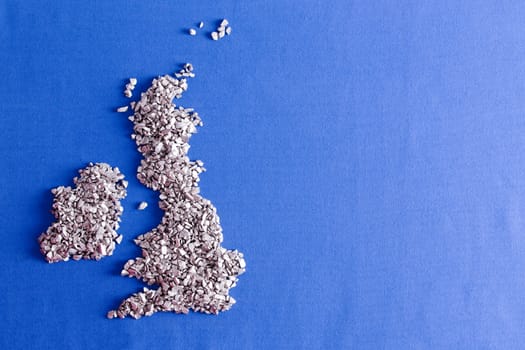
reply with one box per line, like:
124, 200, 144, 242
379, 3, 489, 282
189, 28, 197, 36
220, 19, 229, 27
211, 32, 218, 40
129, 78, 137, 86
226, 26, 232, 35
115, 234, 123, 244
198, 21, 204, 29
138, 201, 148, 210
117, 106, 129, 113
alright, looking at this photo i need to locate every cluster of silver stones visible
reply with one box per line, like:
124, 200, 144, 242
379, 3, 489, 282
38, 163, 127, 263
108, 67, 246, 319
211, 19, 232, 40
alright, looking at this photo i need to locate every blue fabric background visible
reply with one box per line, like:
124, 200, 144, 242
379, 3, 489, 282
2, 1, 525, 349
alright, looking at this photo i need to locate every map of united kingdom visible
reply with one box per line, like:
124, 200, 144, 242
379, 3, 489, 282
109, 66, 246, 319
39, 65, 246, 319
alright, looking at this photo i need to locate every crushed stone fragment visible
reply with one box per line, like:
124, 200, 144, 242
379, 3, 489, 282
109, 67, 245, 319
38, 163, 127, 263
211, 19, 232, 41
175, 63, 195, 79
116, 234, 123, 244
138, 201, 148, 210
124, 78, 136, 98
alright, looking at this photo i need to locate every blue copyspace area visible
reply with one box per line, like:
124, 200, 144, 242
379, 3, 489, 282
2, 1, 525, 349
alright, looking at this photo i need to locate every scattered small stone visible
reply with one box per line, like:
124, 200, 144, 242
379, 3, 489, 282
124, 78, 137, 98
109, 67, 245, 319
117, 106, 129, 113
175, 63, 195, 79
38, 163, 127, 263
211, 19, 232, 41
189, 28, 197, 36
198, 21, 204, 29
138, 201, 148, 210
